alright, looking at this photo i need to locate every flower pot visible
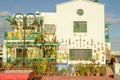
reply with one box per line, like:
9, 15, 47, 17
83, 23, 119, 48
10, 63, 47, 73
96, 73, 100, 76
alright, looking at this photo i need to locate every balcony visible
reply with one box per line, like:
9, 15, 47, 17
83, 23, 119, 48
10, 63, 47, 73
4, 31, 39, 40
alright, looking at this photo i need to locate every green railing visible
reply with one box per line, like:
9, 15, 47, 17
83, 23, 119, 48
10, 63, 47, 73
105, 35, 110, 42
4, 32, 38, 40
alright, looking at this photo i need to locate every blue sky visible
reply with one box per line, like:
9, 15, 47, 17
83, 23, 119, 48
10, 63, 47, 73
0, 0, 120, 51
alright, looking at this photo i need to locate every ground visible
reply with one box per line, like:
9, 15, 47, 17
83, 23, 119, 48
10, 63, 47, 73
41, 75, 113, 80
0, 72, 114, 80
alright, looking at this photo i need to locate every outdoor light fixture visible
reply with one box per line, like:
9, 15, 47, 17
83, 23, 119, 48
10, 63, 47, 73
11, 13, 39, 67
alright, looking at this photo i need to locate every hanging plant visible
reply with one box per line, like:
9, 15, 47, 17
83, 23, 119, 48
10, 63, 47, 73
87, 41, 89, 45
101, 43, 103, 45
74, 34, 76, 36
79, 38, 81, 42
101, 46, 104, 50
98, 48, 100, 52
76, 39, 78, 42
83, 40, 85, 42
69, 39, 71, 45
91, 39, 93, 43
97, 42, 99, 45
94, 49, 97, 53
102, 56, 104, 62
87, 46, 89, 49
96, 53, 99, 60
102, 52, 105, 55
65, 40, 67, 43
80, 43, 81, 47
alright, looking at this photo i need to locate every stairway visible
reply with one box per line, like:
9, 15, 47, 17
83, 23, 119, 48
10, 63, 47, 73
106, 66, 114, 76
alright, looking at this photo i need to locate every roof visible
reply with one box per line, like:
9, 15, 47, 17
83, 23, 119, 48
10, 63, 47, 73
56, 0, 105, 6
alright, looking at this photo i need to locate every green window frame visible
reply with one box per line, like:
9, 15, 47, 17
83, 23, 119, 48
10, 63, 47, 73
73, 21, 87, 32
69, 49, 92, 60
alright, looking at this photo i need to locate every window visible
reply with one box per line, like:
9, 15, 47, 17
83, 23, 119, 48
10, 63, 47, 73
77, 9, 84, 16
73, 21, 87, 32
44, 24, 56, 34
69, 49, 92, 60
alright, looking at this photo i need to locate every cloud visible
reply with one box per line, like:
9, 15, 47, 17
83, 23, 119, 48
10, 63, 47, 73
110, 36, 120, 51
0, 11, 10, 16
0, 11, 11, 27
105, 13, 120, 24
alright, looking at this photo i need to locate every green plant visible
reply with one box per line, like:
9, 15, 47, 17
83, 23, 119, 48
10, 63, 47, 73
95, 66, 100, 76
60, 68, 67, 76
33, 58, 48, 75
95, 67, 100, 73
100, 65, 106, 76
51, 64, 58, 75
79, 66, 85, 76
67, 65, 73, 75
80, 69, 85, 76
71, 56, 78, 60
85, 69, 90, 76
85, 64, 90, 76
89, 64, 95, 75
34, 33, 44, 42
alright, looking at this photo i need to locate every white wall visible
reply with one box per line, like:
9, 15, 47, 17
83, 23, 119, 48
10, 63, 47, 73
41, 13, 57, 25
56, 0, 105, 64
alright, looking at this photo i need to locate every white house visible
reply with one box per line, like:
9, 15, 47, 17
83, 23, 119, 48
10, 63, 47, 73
41, 0, 106, 64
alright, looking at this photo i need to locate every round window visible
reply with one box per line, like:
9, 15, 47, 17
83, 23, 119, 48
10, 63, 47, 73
77, 9, 84, 16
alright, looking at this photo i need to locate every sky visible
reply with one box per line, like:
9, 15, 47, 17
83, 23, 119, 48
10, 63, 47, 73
0, 0, 120, 51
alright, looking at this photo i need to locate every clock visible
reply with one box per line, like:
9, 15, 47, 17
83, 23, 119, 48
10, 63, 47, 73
77, 9, 84, 16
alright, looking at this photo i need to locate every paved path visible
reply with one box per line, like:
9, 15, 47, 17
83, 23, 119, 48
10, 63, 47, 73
0, 73, 114, 80
0, 73, 30, 80
41, 76, 114, 80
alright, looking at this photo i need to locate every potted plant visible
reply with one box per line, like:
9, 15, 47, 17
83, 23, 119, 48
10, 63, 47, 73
89, 64, 95, 76
95, 66, 100, 76
100, 65, 106, 76
85, 69, 90, 76
80, 69, 85, 76
60, 68, 67, 76
67, 65, 72, 76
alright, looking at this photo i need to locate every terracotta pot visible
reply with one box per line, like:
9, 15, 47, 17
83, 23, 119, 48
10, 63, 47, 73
96, 73, 100, 76
34, 72, 37, 77
90, 74, 93, 76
